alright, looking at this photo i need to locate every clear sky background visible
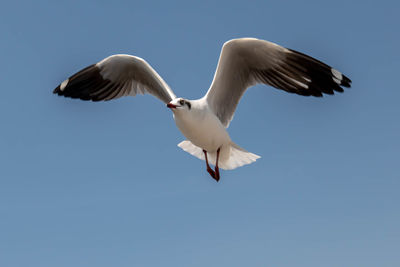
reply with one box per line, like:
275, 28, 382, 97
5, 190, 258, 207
1, 0, 399, 266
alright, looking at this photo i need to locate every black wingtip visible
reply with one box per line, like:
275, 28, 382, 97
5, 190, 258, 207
52, 64, 112, 101
53, 85, 61, 94
282, 49, 353, 97
341, 75, 352, 88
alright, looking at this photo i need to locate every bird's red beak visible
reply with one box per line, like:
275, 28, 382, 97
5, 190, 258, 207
167, 103, 177, 109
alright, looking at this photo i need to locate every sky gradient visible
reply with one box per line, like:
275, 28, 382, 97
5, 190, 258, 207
1, 0, 399, 266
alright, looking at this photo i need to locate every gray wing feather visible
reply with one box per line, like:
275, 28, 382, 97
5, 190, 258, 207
205, 38, 352, 127
54, 54, 176, 104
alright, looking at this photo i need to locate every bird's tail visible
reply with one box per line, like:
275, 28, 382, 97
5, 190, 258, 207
177, 140, 260, 170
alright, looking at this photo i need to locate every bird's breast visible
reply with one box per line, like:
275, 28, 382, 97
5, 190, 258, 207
173, 110, 230, 152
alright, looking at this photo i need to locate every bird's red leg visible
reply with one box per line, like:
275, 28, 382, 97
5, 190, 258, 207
203, 149, 217, 180
214, 147, 220, 182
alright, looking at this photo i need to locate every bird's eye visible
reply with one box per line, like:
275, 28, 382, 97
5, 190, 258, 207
179, 99, 185, 105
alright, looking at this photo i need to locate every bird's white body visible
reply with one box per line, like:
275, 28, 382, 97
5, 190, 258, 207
173, 98, 230, 152
168, 97, 260, 170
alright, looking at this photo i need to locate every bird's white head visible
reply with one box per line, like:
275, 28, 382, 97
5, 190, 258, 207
166, 98, 192, 112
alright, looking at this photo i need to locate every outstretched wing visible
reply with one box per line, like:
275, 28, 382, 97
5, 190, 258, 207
205, 38, 352, 127
54, 54, 176, 104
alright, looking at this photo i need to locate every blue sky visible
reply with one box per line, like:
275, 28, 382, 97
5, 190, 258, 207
1, 0, 399, 266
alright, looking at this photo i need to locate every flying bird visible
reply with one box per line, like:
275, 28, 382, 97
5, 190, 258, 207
53, 38, 351, 182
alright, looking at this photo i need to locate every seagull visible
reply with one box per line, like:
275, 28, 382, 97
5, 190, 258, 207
54, 38, 351, 182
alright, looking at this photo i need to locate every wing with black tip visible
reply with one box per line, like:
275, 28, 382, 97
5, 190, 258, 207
54, 54, 176, 104
205, 38, 352, 127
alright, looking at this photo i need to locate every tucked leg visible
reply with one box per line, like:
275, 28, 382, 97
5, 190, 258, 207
203, 149, 217, 181
214, 147, 221, 182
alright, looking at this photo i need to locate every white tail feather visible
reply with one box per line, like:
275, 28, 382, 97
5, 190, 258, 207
178, 140, 260, 170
